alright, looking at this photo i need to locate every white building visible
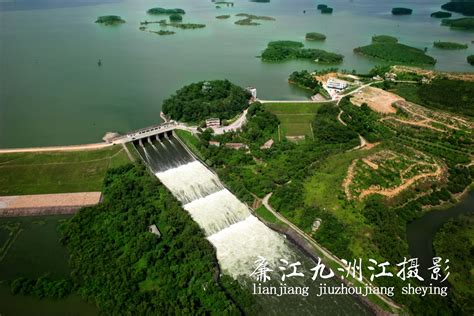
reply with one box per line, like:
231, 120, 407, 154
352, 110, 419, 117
326, 78, 348, 91
206, 118, 221, 128
246, 87, 257, 100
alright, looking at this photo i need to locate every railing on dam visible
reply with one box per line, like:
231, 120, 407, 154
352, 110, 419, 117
112, 122, 178, 144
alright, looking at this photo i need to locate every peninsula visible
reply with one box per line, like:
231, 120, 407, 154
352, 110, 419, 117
261, 40, 343, 64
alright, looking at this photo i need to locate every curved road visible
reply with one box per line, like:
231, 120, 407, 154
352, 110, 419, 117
262, 193, 401, 311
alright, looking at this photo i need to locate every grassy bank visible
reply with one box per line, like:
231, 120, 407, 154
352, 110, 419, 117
174, 130, 204, 160
264, 102, 326, 137
0, 146, 130, 195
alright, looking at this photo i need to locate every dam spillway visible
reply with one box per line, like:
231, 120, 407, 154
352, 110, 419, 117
135, 133, 293, 277
134, 134, 373, 315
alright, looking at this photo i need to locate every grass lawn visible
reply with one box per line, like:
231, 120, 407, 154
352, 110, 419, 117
254, 205, 280, 225
277, 114, 316, 137
174, 129, 204, 160
0, 145, 131, 196
264, 102, 330, 137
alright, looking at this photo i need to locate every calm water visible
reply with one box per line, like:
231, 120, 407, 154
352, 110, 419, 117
0, 0, 473, 148
406, 191, 474, 284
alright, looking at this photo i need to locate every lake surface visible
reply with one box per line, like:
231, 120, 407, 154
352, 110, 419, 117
1, 0, 473, 148
406, 191, 474, 284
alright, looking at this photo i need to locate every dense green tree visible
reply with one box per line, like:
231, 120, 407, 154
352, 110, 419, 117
162, 80, 250, 123
60, 164, 243, 314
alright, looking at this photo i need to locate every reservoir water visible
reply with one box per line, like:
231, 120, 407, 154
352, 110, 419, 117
1, 0, 473, 148
406, 191, 474, 283
135, 135, 373, 315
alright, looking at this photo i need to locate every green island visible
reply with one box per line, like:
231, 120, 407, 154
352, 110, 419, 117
216, 15, 231, 19
391, 7, 413, 15
305, 32, 326, 41
146, 8, 185, 15
441, 1, 474, 16
95, 15, 125, 25
433, 41, 468, 49
215, 1, 234, 7
169, 13, 183, 22
354, 41, 436, 65
433, 214, 474, 312
320, 7, 333, 14
149, 29, 176, 36
162, 80, 250, 123
372, 34, 398, 43
261, 40, 344, 64
431, 11, 452, 18
441, 17, 474, 29
468, 54, 474, 65
154, 20, 206, 29
234, 13, 275, 26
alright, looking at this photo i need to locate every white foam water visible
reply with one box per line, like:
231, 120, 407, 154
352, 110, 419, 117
153, 158, 294, 278
156, 161, 223, 204
184, 189, 252, 236
208, 216, 293, 279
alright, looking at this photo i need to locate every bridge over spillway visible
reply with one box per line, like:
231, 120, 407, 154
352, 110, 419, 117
111, 122, 197, 145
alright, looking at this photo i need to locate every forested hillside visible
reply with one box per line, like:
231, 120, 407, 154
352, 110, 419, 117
60, 164, 241, 314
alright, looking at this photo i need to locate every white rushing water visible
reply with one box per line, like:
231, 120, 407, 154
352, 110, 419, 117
208, 215, 293, 278
184, 189, 252, 236
152, 150, 294, 279
156, 161, 223, 204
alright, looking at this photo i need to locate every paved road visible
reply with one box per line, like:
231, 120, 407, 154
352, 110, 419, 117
259, 100, 331, 104
0, 142, 113, 154
212, 109, 248, 135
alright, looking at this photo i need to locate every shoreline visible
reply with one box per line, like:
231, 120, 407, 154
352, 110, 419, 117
0, 142, 113, 154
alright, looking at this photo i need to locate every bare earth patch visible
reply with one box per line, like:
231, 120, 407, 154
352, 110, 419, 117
385, 101, 472, 132
392, 65, 474, 82
342, 149, 446, 200
350, 86, 402, 114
